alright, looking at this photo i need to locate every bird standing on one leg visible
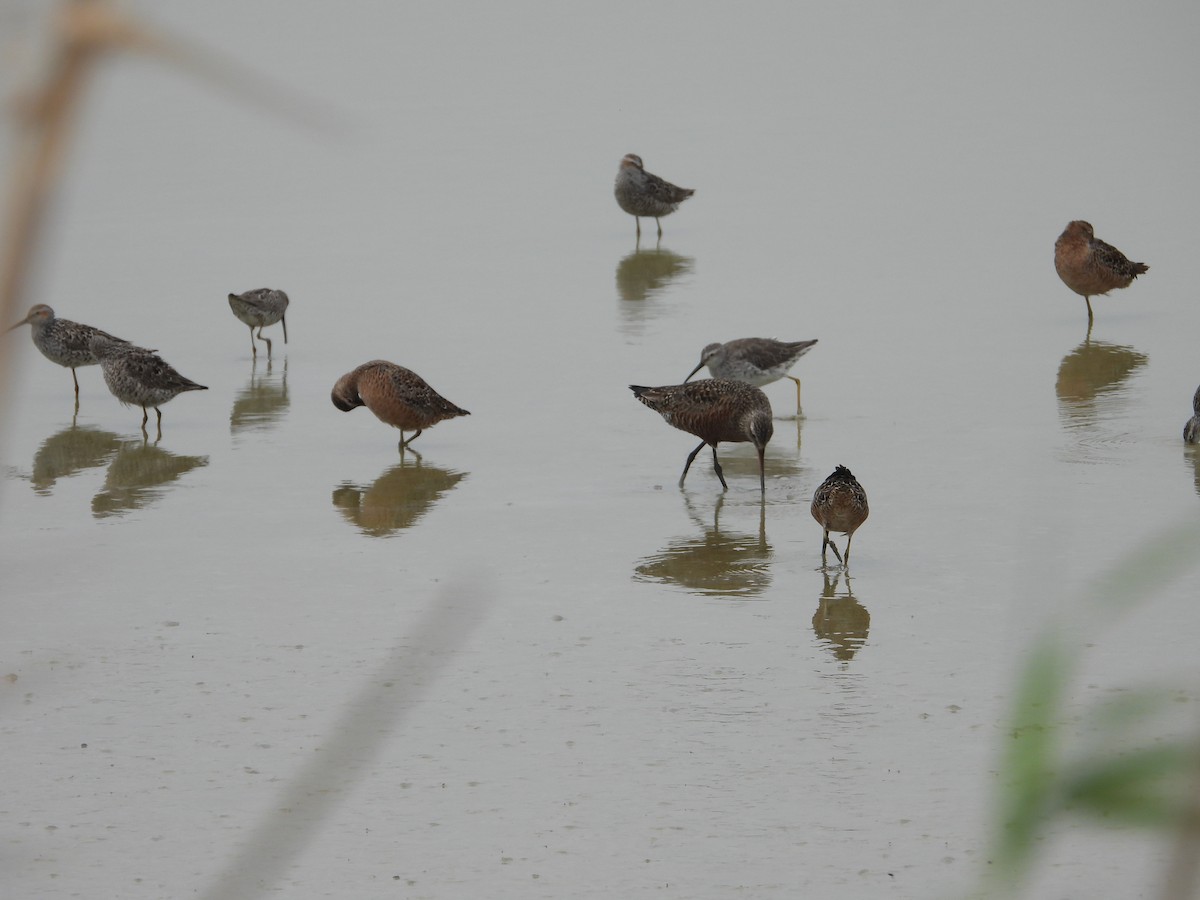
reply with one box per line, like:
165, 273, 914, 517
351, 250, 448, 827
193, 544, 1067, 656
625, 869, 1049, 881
6, 304, 133, 403
1054, 221, 1148, 325
331, 360, 469, 451
228, 288, 289, 359
630, 379, 773, 492
89, 336, 208, 435
614, 154, 694, 239
685, 337, 818, 416
811, 465, 869, 567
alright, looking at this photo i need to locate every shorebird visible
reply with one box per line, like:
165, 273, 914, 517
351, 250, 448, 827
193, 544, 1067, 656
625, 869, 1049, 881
630, 379, 773, 492
89, 336, 208, 432
1054, 220, 1149, 324
1185, 385, 1200, 445
227, 288, 289, 358
331, 360, 469, 451
685, 338, 818, 415
614, 153, 694, 239
811, 465, 869, 567
6, 304, 132, 401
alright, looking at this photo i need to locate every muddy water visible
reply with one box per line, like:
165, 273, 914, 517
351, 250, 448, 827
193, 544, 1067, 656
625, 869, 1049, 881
3, 3, 1200, 898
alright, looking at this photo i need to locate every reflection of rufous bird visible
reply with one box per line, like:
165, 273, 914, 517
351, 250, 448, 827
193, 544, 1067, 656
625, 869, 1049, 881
331, 361, 470, 451
89, 336, 208, 432
6, 304, 133, 401
630, 379, 773, 492
1184, 385, 1200, 445
1054, 220, 1148, 324
685, 337, 818, 415
614, 154, 694, 239
811, 465, 869, 567
227, 289, 289, 358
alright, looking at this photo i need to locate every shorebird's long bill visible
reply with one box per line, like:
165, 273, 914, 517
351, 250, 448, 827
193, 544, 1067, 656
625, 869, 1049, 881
282, 314, 288, 344
757, 445, 766, 492
5, 316, 31, 332
683, 361, 705, 382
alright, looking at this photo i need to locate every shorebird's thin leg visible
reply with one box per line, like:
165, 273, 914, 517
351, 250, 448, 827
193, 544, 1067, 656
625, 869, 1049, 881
248, 325, 257, 358
635, 217, 641, 238
710, 445, 728, 491
71, 367, 81, 398
655, 217, 663, 238
154, 408, 163, 441
281, 315, 288, 345
843, 533, 855, 568
256, 327, 273, 358
788, 376, 802, 416
823, 528, 844, 565
398, 429, 424, 450
140, 405, 150, 434
1085, 296, 1094, 325
679, 439, 707, 487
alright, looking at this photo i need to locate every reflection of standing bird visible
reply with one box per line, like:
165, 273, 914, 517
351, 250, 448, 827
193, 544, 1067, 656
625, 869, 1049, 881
89, 336, 208, 432
331, 360, 469, 450
1054, 221, 1148, 324
685, 338, 818, 415
228, 288, 289, 358
630, 379, 773, 492
6, 304, 132, 401
614, 154, 694, 239
1184, 385, 1200, 444
811, 465, 869, 567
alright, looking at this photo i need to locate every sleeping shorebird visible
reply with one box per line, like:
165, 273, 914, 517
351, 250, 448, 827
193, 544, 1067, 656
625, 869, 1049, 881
331, 360, 469, 451
614, 154, 694, 239
89, 336, 207, 433
630, 379, 773, 492
1054, 220, 1148, 324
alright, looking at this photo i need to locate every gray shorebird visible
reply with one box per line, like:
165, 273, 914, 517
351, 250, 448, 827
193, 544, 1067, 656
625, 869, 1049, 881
630, 379, 773, 492
6, 304, 132, 401
811, 465, 869, 567
331, 360, 469, 451
614, 153, 694, 239
88, 336, 208, 432
1185, 385, 1200, 445
227, 288, 289, 358
1054, 220, 1149, 324
685, 337, 819, 415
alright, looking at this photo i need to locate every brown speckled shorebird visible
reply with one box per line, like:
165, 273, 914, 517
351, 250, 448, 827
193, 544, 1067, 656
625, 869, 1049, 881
88, 336, 208, 433
614, 154, 694, 239
6, 304, 133, 402
1054, 221, 1149, 324
227, 288, 289, 358
630, 379, 773, 492
685, 338, 819, 415
811, 465, 869, 567
1184, 385, 1200, 445
331, 360, 470, 451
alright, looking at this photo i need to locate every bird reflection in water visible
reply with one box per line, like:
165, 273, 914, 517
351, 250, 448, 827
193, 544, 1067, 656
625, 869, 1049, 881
811, 572, 870, 663
1055, 329, 1147, 462
230, 356, 289, 435
332, 455, 466, 538
1183, 444, 1200, 499
633, 494, 772, 598
27, 421, 122, 495
615, 244, 694, 335
91, 438, 208, 518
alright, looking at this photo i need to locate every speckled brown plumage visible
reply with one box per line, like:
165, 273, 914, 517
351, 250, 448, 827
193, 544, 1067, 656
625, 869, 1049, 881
630, 379, 773, 492
331, 360, 469, 450
228, 288, 289, 358
1054, 221, 1148, 323
685, 337, 819, 414
6, 304, 132, 400
614, 154, 694, 239
89, 336, 208, 432
811, 465, 869, 567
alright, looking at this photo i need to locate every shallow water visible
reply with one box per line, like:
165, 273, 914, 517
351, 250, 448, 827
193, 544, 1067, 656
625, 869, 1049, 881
3, 3, 1200, 898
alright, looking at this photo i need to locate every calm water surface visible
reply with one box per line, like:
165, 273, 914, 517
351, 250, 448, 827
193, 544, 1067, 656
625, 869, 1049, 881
3, 3, 1200, 898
